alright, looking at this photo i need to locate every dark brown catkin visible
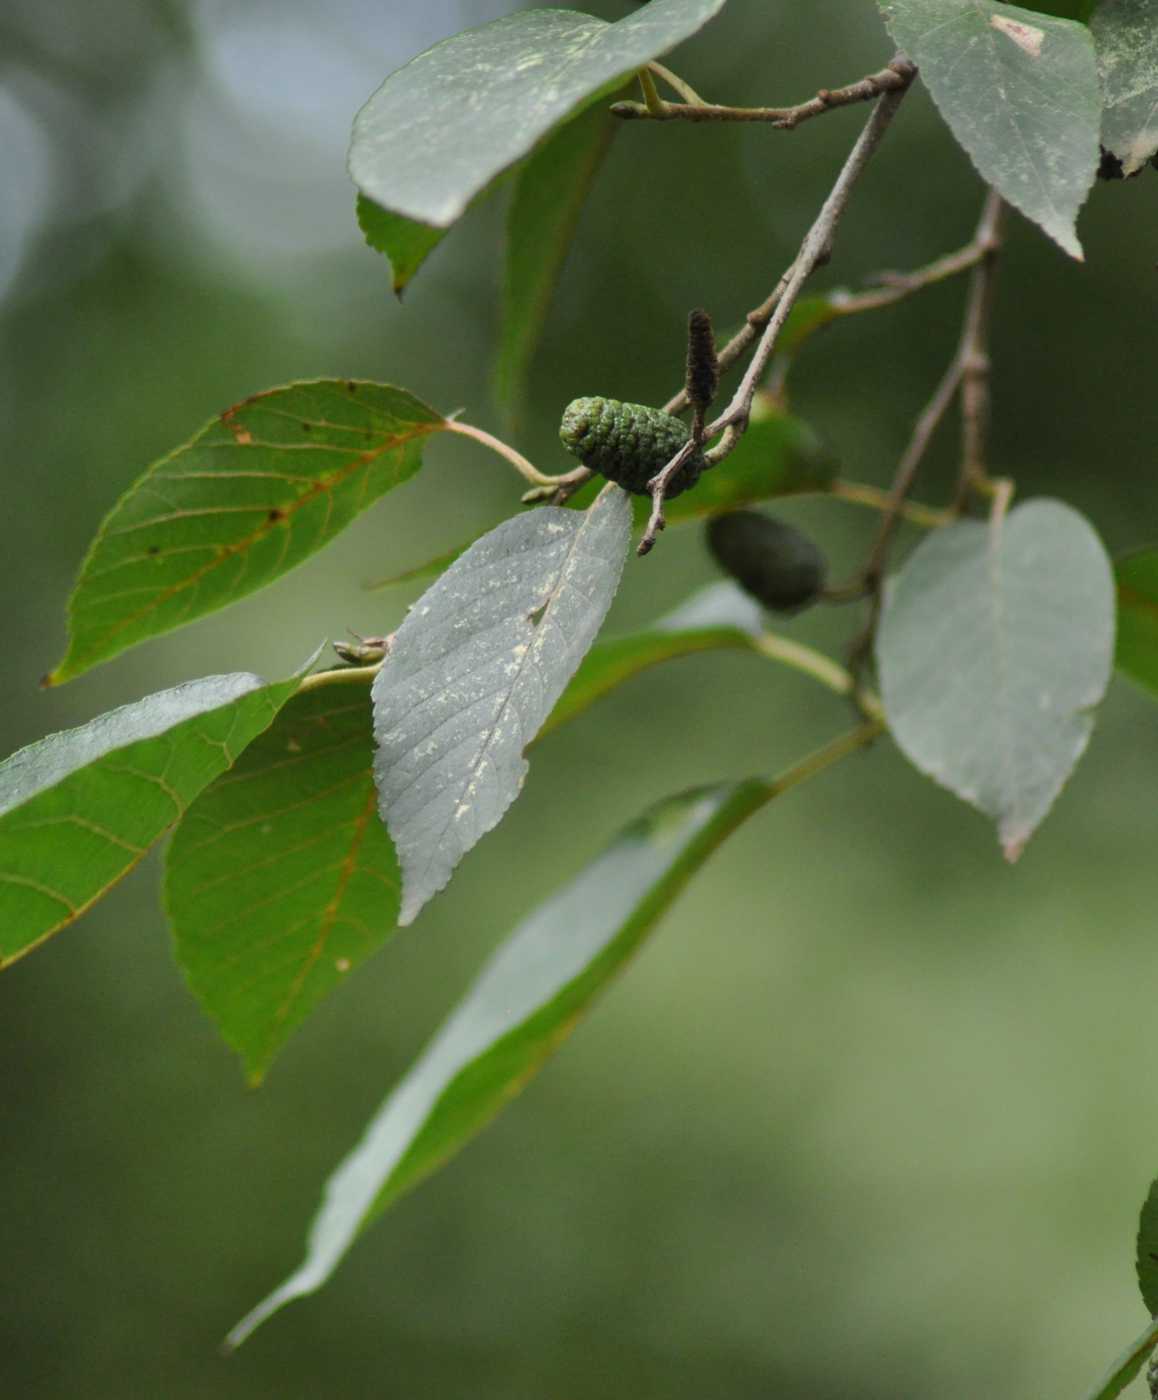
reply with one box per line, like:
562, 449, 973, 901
685, 308, 719, 413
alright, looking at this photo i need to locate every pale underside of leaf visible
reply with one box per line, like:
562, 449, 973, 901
347, 0, 727, 227
0, 670, 303, 965
880, 0, 1101, 258
226, 775, 775, 1349
877, 499, 1114, 858
372, 488, 632, 925
1092, 0, 1158, 174
48, 380, 443, 684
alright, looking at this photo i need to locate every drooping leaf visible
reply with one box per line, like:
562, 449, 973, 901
47, 381, 445, 685
879, 0, 1101, 258
877, 499, 1115, 858
539, 581, 763, 739
1137, 1176, 1158, 1314
1092, 0, 1158, 176
348, 0, 727, 228
1116, 549, 1158, 695
355, 195, 447, 296
496, 102, 617, 416
0, 667, 308, 966
227, 773, 784, 1348
372, 487, 632, 926
165, 687, 400, 1084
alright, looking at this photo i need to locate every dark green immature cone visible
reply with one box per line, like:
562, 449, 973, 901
706, 510, 827, 614
559, 397, 705, 498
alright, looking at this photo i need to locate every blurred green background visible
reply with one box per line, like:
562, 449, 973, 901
2, 2, 1157, 1396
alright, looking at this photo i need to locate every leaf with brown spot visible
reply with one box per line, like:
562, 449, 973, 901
47, 380, 444, 685
165, 685, 400, 1083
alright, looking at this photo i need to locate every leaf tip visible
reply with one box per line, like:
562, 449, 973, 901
1001, 830, 1028, 863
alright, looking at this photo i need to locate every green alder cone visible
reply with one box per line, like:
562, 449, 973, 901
706, 509, 827, 613
559, 396, 705, 497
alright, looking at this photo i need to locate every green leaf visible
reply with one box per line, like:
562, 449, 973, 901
355, 195, 447, 296
0, 668, 306, 966
496, 101, 617, 417
165, 686, 400, 1084
47, 381, 444, 685
227, 772, 782, 1349
877, 499, 1115, 858
1080, 1315, 1158, 1400
1092, 0, 1158, 176
539, 581, 763, 740
348, 0, 727, 228
1138, 1176, 1158, 1314
1116, 549, 1158, 695
879, 0, 1101, 258
373, 488, 633, 926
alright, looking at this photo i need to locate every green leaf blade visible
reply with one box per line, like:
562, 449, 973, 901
0, 670, 304, 965
347, 0, 727, 229
372, 488, 633, 926
227, 774, 774, 1349
1139, 1176, 1158, 1313
877, 499, 1115, 858
165, 686, 400, 1084
1116, 548, 1158, 694
880, 0, 1101, 258
1092, 0, 1158, 176
355, 196, 447, 295
497, 101, 617, 416
48, 380, 444, 685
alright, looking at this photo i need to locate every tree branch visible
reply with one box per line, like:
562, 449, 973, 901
637, 59, 916, 554
612, 58, 912, 128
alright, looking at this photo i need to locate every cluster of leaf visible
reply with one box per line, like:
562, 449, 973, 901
4, 0, 1158, 1351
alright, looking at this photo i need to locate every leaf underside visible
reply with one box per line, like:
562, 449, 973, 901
1092, 0, 1158, 175
372, 488, 633, 925
227, 774, 777, 1349
48, 380, 443, 684
0, 670, 303, 966
347, 0, 727, 228
877, 499, 1115, 858
166, 687, 401, 1083
880, 0, 1101, 258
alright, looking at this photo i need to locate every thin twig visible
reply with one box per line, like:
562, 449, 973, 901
838, 187, 1006, 700
636, 59, 916, 555
953, 188, 1006, 510
752, 631, 884, 719
829, 480, 950, 530
646, 61, 705, 106
612, 59, 911, 128
442, 417, 557, 488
